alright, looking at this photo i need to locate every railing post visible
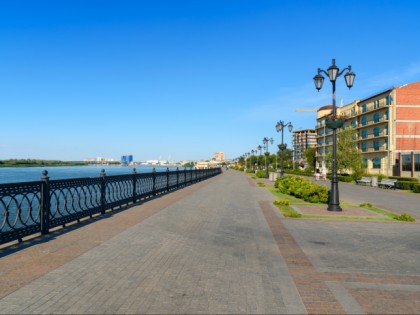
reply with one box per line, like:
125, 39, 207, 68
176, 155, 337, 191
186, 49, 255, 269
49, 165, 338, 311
100, 169, 106, 214
176, 167, 179, 189
40, 170, 50, 235
152, 168, 156, 196
184, 167, 187, 186
132, 168, 137, 204
166, 167, 169, 192
190, 167, 193, 185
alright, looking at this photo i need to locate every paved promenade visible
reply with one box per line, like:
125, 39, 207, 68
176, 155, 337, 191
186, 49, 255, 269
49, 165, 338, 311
0, 171, 419, 314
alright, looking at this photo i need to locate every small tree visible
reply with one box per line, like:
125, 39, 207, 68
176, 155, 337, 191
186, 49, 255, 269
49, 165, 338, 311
304, 147, 316, 171
325, 127, 366, 178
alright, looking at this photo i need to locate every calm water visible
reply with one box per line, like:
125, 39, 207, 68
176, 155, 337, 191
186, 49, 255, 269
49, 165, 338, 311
0, 165, 179, 184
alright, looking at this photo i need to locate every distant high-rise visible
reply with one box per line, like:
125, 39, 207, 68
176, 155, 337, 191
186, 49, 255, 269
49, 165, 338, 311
213, 152, 225, 162
121, 155, 133, 165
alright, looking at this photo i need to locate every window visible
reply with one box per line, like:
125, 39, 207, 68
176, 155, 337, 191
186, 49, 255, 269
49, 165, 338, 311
385, 109, 389, 120
415, 154, 420, 172
372, 157, 381, 169
325, 147, 329, 154
361, 142, 367, 152
374, 100, 379, 109
362, 104, 367, 113
386, 95, 392, 105
325, 128, 330, 135
325, 138, 330, 145
385, 138, 388, 150
361, 117, 367, 126
402, 154, 412, 171
385, 125, 388, 135
361, 130, 367, 139
373, 140, 380, 151
319, 148, 323, 154
351, 120, 356, 128
319, 130, 323, 136
319, 120, 323, 127
373, 113, 380, 123
373, 127, 380, 137
319, 139, 323, 145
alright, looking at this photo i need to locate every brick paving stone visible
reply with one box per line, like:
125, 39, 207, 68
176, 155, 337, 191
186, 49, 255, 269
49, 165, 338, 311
2, 170, 420, 314
0, 171, 305, 314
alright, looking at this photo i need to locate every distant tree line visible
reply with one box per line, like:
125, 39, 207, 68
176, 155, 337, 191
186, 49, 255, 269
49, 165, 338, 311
0, 159, 88, 167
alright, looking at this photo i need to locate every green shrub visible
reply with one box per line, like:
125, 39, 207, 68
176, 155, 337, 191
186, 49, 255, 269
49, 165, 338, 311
273, 200, 290, 206
394, 213, 416, 222
257, 182, 266, 187
398, 181, 417, 190
412, 184, 420, 193
389, 176, 419, 183
275, 176, 329, 204
255, 170, 267, 178
283, 169, 313, 176
360, 203, 373, 208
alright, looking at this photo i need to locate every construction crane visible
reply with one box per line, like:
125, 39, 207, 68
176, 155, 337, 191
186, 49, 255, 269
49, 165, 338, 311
295, 108, 318, 112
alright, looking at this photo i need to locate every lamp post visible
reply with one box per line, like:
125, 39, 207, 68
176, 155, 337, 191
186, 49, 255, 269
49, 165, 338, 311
257, 145, 262, 170
313, 58, 355, 211
275, 121, 293, 176
251, 150, 255, 171
262, 137, 273, 178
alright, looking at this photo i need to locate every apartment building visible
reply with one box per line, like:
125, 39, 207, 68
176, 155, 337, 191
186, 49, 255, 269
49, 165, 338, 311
315, 81, 420, 177
213, 152, 225, 162
292, 129, 317, 167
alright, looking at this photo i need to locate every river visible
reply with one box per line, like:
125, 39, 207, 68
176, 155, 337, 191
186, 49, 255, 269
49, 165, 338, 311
0, 165, 180, 184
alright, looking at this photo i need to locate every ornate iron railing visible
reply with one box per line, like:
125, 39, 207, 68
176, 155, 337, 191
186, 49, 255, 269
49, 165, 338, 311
0, 167, 221, 245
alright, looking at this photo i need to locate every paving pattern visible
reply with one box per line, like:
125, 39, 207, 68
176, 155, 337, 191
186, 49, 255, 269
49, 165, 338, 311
0, 170, 419, 314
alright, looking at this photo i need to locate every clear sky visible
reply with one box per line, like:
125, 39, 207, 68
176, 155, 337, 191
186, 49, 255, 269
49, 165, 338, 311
1, 0, 420, 162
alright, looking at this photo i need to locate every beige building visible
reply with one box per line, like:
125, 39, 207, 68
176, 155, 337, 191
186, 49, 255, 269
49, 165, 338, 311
213, 152, 225, 162
315, 81, 420, 177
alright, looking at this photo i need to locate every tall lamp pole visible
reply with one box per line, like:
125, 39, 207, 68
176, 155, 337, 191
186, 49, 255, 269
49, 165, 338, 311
262, 137, 273, 178
257, 145, 262, 170
275, 121, 293, 176
313, 58, 355, 211
251, 150, 255, 171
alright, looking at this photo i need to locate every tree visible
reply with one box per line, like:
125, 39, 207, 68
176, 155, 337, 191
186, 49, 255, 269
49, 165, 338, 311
304, 147, 316, 171
325, 127, 366, 178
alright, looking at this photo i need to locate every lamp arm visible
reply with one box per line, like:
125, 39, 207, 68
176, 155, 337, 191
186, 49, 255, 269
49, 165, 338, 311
337, 66, 351, 78
318, 69, 329, 76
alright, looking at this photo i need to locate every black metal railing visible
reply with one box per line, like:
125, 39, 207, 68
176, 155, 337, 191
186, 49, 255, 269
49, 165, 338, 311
0, 167, 221, 245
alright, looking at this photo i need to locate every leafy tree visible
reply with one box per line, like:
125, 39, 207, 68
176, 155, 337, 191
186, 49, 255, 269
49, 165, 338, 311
325, 127, 366, 178
304, 147, 316, 171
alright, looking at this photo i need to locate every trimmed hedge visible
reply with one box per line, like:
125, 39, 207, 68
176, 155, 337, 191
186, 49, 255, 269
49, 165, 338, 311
389, 176, 418, 183
398, 181, 417, 190
284, 169, 314, 176
276, 176, 329, 204
326, 174, 354, 182
412, 184, 420, 193
255, 170, 267, 178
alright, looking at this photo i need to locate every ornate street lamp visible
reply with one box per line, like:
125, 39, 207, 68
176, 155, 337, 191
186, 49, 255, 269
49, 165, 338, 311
314, 58, 355, 211
251, 149, 255, 171
275, 121, 293, 176
262, 137, 273, 178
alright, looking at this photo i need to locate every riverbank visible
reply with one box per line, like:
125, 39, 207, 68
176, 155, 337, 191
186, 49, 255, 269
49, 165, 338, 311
0, 159, 123, 168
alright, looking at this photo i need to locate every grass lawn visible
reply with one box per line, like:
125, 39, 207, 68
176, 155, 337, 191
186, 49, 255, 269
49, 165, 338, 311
266, 185, 413, 222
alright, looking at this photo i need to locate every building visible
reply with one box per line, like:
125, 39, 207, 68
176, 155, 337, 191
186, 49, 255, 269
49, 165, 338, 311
315, 81, 420, 177
213, 152, 225, 162
121, 155, 134, 165
292, 129, 316, 167
84, 157, 115, 163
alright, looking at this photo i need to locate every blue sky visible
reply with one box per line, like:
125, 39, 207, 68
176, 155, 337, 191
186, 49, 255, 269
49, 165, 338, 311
1, 0, 420, 162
